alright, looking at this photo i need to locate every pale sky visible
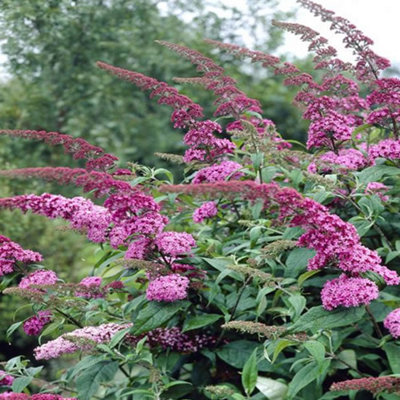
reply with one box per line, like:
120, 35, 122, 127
275, 0, 400, 66
1, 0, 399, 79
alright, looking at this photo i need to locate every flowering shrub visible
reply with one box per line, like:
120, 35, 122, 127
0, 1, 399, 399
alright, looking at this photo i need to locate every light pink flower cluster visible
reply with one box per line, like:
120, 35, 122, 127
192, 161, 243, 184
321, 274, 379, 310
34, 323, 132, 360
0, 371, 14, 386
383, 308, 400, 339
154, 232, 196, 259
0, 235, 42, 276
0, 395, 77, 400
0, 394, 29, 400
75, 276, 103, 299
365, 182, 389, 202
23, 310, 52, 336
193, 201, 218, 223
0, 194, 112, 244
369, 139, 400, 161
317, 148, 370, 171
146, 274, 190, 302
125, 236, 153, 260
19, 270, 58, 289
330, 376, 400, 394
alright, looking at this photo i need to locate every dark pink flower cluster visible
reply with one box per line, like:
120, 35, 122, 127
34, 323, 132, 360
307, 111, 353, 149
0, 194, 112, 244
384, 308, 400, 338
330, 376, 400, 394
104, 193, 167, 247
128, 327, 217, 353
182, 120, 235, 163
23, 310, 52, 336
146, 274, 190, 302
193, 201, 218, 223
0, 371, 14, 386
0, 130, 118, 171
0, 235, 42, 276
192, 161, 243, 184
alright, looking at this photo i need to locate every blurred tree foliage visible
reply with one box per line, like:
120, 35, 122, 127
0, 0, 309, 168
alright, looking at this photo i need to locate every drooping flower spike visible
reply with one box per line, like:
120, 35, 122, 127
0, 130, 118, 171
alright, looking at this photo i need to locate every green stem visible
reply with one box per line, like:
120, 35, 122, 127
365, 305, 383, 338
54, 307, 83, 328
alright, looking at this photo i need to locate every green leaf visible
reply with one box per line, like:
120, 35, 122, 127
6, 321, 22, 341
272, 339, 297, 363
297, 270, 320, 286
287, 362, 320, 398
67, 355, 106, 380
304, 340, 325, 365
12, 376, 33, 393
290, 306, 365, 333
355, 165, 400, 184
288, 294, 307, 320
256, 377, 288, 400
203, 257, 232, 272
383, 343, 400, 373
76, 360, 118, 400
39, 319, 64, 338
182, 314, 222, 332
241, 348, 258, 396
162, 381, 193, 399
217, 340, 272, 372
334, 349, 357, 370
285, 248, 315, 278
109, 327, 131, 348
132, 301, 189, 335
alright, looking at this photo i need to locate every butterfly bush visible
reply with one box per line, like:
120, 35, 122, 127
0, 1, 399, 398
